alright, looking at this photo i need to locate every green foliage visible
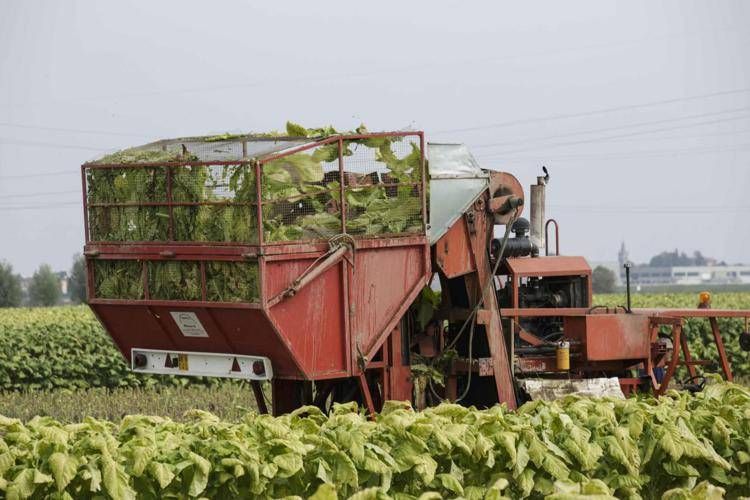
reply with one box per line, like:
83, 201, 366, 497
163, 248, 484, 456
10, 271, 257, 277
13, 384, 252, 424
1, 384, 750, 498
596, 292, 750, 379
591, 266, 616, 294
28, 264, 61, 307
86, 123, 424, 249
68, 255, 87, 304
0, 385, 255, 423
0, 261, 22, 308
261, 125, 424, 242
0, 306, 231, 391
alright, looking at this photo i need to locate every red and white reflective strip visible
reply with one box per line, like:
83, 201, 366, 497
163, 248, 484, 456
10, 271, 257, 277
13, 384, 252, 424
131, 348, 273, 381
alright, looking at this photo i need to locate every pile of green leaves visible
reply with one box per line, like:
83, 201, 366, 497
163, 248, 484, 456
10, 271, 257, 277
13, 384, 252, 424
262, 131, 424, 239
92, 259, 260, 302
0, 307, 227, 391
596, 292, 750, 380
1, 383, 749, 499
87, 153, 257, 244
87, 122, 424, 245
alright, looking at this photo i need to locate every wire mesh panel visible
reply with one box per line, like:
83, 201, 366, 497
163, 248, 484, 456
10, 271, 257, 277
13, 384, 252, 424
93, 260, 144, 299
260, 141, 343, 242
85, 163, 258, 243
341, 134, 424, 236
90, 258, 260, 303
86, 167, 170, 241
147, 261, 202, 300
170, 164, 257, 242
206, 261, 260, 302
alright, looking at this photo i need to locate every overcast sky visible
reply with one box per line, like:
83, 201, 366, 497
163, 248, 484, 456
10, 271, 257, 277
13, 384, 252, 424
1, 0, 749, 275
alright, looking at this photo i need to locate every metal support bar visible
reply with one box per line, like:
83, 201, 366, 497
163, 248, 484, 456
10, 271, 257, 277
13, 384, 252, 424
267, 245, 349, 307
357, 373, 376, 417
251, 381, 269, 414
709, 317, 734, 381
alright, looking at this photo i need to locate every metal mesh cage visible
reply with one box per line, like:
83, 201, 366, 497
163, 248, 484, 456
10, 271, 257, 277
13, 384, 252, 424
85, 163, 258, 243
91, 136, 311, 163
342, 135, 423, 236
261, 142, 343, 242
93, 260, 144, 299
84, 132, 425, 245
206, 261, 260, 302
147, 261, 201, 300
91, 259, 260, 303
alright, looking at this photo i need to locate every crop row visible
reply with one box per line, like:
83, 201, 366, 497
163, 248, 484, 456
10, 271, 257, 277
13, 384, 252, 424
0, 306, 222, 390
0, 293, 747, 392
1, 383, 748, 499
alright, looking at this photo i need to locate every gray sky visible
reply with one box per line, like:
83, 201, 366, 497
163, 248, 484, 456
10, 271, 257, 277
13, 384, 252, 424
1, 0, 749, 276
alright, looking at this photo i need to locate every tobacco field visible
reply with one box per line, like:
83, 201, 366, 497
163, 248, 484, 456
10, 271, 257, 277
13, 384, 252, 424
0, 307, 223, 391
0, 294, 749, 498
1, 383, 749, 499
1, 293, 748, 392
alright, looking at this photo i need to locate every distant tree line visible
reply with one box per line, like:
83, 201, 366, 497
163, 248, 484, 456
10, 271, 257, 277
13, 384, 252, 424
0, 255, 87, 308
648, 249, 725, 267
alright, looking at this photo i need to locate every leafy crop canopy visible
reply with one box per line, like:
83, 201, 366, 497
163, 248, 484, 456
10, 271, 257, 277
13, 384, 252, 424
1, 382, 750, 498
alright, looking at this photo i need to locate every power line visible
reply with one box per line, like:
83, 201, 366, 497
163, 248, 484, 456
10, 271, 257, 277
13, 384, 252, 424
471, 106, 750, 150
88, 25, 741, 101
476, 143, 750, 163
551, 204, 750, 211
0, 189, 80, 200
0, 170, 76, 180
0, 137, 110, 152
431, 87, 750, 135
561, 125, 750, 145
0, 122, 150, 139
0, 201, 80, 211
480, 113, 750, 157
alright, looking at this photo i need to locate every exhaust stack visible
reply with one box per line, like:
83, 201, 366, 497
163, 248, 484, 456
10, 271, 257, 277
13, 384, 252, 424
529, 167, 549, 252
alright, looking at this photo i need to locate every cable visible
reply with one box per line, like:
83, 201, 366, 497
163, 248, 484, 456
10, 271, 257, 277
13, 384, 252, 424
0, 137, 110, 152
0, 122, 150, 139
0, 170, 76, 180
471, 106, 750, 150
431, 87, 750, 135
90, 27, 741, 100
0, 189, 80, 200
478, 142, 750, 163
0, 202, 80, 211
475, 113, 750, 157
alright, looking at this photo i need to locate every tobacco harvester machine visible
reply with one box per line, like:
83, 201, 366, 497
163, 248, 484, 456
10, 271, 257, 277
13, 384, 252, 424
81, 129, 750, 414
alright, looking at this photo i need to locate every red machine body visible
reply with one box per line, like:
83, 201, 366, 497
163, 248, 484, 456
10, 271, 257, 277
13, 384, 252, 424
82, 130, 750, 414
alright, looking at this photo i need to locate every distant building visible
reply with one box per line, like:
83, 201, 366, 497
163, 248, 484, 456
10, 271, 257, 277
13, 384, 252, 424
616, 242, 750, 287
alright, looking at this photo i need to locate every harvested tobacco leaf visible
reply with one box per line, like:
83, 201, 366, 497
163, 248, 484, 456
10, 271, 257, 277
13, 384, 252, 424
147, 261, 201, 300
93, 260, 144, 299
206, 261, 260, 302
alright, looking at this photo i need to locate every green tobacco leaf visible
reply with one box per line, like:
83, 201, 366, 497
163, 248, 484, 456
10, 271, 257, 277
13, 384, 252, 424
48, 452, 80, 492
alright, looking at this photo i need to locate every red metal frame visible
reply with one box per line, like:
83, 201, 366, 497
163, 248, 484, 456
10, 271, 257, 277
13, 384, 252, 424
83, 132, 430, 400
506, 303, 748, 393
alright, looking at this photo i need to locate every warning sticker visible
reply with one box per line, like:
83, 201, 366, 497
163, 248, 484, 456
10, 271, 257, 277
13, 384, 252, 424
170, 312, 209, 337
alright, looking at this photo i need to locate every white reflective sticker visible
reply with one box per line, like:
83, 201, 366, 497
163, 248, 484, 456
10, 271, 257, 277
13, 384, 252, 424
170, 311, 209, 337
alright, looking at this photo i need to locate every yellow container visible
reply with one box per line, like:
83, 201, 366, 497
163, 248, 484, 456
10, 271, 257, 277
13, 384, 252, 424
556, 341, 570, 371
